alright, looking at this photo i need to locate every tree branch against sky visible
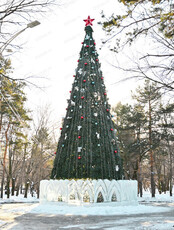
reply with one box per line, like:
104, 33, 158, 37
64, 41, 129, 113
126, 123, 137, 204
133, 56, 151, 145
0, 0, 61, 50
100, 0, 174, 93
0, 0, 62, 86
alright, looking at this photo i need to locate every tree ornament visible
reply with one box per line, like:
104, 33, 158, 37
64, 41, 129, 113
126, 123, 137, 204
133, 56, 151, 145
95, 122, 98, 125
83, 16, 95, 26
96, 59, 98, 62
60, 128, 62, 130
62, 144, 64, 147
86, 45, 89, 48
114, 150, 117, 153
78, 156, 81, 159
106, 109, 109, 112
78, 136, 81, 139
98, 144, 100, 146
69, 91, 71, 93
115, 165, 119, 171
104, 92, 107, 96
81, 96, 84, 99
74, 96, 76, 98
73, 75, 76, 77
95, 102, 98, 105
84, 62, 87, 65
77, 60, 79, 62
54, 152, 56, 154
66, 125, 69, 128
83, 80, 86, 83
78, 147, 82, 152
81, 116, 84, 119
81, 42, 83, 44
78, 68, 83, 74
96, 132, 100, 139
94, 42, 96, 45
111, 128, 113, 131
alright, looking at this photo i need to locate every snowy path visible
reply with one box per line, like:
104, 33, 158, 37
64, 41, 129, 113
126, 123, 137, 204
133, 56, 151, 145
0, 202, 174, 229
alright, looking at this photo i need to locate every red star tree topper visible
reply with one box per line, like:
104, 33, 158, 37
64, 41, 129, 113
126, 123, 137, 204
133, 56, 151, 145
83, 16, 95, 26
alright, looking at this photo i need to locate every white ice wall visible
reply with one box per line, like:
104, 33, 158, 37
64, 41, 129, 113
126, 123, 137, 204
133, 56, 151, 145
40, 179, 137, 203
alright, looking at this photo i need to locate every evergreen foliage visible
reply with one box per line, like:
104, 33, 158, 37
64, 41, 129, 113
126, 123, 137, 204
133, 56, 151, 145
51, 24, 123, 180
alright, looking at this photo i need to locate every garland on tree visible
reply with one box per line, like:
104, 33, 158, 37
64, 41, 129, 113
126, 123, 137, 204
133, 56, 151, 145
51, 16, 123, 180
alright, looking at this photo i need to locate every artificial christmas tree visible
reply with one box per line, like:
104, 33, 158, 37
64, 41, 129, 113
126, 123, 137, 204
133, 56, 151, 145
40, 17, 137, 203
51, 16, 123, 180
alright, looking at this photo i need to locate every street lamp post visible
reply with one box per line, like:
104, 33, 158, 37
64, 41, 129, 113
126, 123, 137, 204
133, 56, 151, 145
0, 20, 40, 54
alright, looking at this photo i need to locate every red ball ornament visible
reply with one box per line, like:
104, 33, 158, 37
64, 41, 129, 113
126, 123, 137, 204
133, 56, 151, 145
77, 60, 79, 62
104, 92, 107, 96
106, 109, 109, 112
69, 91, 71, 93
60, 128, 62, 130
78, 136, 81, 139
101, 77, 103, 80
114, 150, 117, 153
81, 116, 84, 119
66, 108, 68, 110
83, 80, 86, 83
86, 45, 89, 47
94, 42, 96, 45
81, 96, 84, 99
81, 42, 83, 44
78, 156, 81, 159
73, 75, 76, 77
84, 62, 87, 65
54, 152, 56, 154
111, 128, 113, 131
96, 59, 98, 62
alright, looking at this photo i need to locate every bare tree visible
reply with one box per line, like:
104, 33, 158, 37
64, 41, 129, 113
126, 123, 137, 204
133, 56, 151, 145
100, 1, 174, 92
22, 105, 58, 198
0, 0, 60, 46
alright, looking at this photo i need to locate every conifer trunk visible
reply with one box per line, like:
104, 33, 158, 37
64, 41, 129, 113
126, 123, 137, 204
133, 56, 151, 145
148, 98, 155, 197
24, 181, 29, 198
11, 178, 15, 196
0, 123, 10, 198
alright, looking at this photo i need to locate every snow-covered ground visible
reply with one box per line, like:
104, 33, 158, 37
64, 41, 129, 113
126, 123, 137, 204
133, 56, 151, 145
0, 193, 39, 204
138, 190, 174, 203
0, 189, 174, 230
0, 189, 174, 216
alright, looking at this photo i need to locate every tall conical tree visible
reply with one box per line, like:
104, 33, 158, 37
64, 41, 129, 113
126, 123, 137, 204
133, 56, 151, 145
51, 16, 123, 180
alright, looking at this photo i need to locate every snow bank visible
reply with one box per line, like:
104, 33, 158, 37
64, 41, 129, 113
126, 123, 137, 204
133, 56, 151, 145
40, 179, 137, 203
0, 193, 39, 204
138, 189, 174, 203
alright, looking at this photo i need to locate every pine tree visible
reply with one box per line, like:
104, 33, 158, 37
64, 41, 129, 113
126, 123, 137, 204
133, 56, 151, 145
51, 16, 123, 180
